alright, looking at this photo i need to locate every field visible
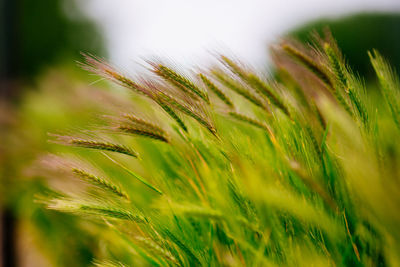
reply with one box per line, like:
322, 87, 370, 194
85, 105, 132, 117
33, 32, 400, 266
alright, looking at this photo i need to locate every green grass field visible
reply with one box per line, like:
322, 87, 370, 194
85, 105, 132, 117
39, 32, 400, 266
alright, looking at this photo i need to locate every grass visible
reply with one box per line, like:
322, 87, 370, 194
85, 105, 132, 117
41, 32, 400, 266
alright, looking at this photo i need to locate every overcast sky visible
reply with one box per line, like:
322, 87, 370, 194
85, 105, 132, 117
81, 0, 400, 71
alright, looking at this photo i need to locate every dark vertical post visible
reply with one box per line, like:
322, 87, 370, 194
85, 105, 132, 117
1, 0, 20, 266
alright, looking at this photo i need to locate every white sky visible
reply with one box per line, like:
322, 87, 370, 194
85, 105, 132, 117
81, 0, 400, 71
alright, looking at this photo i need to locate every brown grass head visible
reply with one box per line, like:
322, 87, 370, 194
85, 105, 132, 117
49, 134, 138, 157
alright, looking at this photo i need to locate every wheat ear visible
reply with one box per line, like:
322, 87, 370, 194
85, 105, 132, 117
72, 168, 129, 200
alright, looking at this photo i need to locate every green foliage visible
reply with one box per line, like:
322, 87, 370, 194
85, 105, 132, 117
18, 0, 104, 79
42, 33, 400, 266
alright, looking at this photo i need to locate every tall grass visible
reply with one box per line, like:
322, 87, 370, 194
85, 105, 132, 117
41, 32, 400, 266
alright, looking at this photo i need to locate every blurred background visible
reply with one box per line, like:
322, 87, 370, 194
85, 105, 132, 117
0, 0, 400, 266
